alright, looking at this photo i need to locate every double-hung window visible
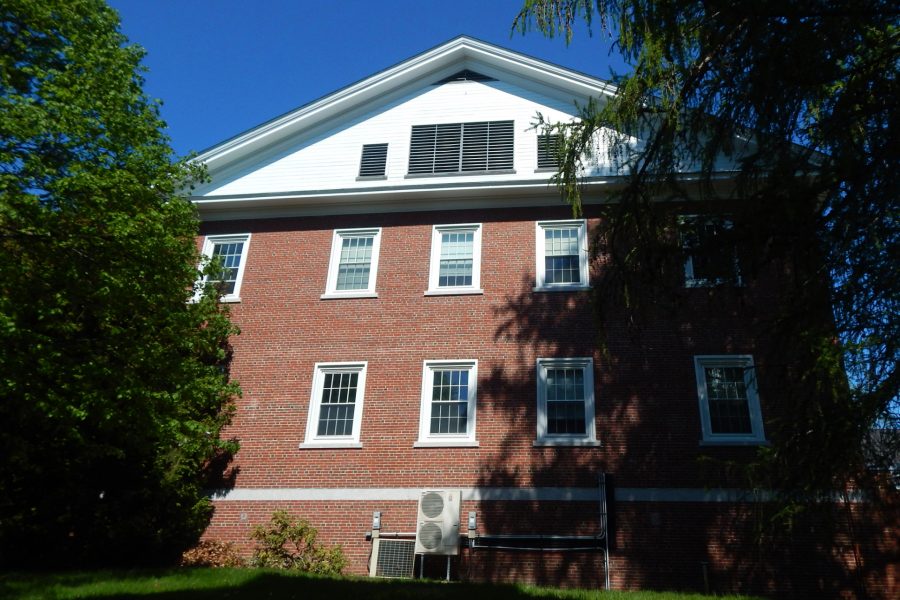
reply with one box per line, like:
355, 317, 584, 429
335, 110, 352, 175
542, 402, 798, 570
322, 228, 382, 299
199, 234, 251, 302
425, 224, 483, 295
694, 355, 765, 444
301, 362, 367, 448
680, 216, 741, 287
535, 358, 598, 446
535, 220, 589, 291
416, 360, 478, 447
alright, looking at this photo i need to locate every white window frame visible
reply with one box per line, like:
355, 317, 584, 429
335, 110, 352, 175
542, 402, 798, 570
680, 215, 742, 287
322, 228, 382, 299
300, 361, 367, 448
425, 223, 483, 295
415, 360, 478, 447
534, 220, 590, 292
535, 357, 599, 446
694, 355, 766, 445
198, 233, 251, 303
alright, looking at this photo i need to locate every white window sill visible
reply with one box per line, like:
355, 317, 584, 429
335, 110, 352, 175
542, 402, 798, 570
699, 438, 768, 447
414, 440, 480, 448
320, 292, 378, 300
298, 442, 364, 449
217, 296, 242, 303
423, 289, 484, 296
533, 439, 602, 447
532, 285, 591, 293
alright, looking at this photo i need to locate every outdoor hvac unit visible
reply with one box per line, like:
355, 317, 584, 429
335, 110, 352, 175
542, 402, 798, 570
414, 489, 461, 555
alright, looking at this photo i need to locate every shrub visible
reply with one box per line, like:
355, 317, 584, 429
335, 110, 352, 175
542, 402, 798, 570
250, 510, 347, 575
180, 540, 245, 567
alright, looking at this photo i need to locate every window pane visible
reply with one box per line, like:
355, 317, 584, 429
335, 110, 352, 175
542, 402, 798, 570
546, 367, 586, 434
544, 228, 580, 284
683, 218, 737, 283
317, 371, 359, 436
336, 236, 373, 290
429, 369, 469, 434
438, 231, 474, 287
210, 241, 244, 295
705, 366, 752, 434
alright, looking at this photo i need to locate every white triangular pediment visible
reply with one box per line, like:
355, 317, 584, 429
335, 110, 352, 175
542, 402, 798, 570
192, 36, 625, 208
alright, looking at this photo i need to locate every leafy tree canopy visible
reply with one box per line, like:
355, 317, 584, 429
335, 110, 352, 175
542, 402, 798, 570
516, 1, 898, 497
0, 0, 239, 566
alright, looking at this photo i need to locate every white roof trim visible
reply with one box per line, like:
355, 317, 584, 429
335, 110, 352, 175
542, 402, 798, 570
194, 36, 617, 174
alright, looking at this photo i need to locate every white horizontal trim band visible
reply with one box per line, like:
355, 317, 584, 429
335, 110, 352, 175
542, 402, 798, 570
208, 486, 863, 503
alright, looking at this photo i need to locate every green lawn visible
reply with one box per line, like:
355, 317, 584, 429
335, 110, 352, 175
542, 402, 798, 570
1, 568, 766, 600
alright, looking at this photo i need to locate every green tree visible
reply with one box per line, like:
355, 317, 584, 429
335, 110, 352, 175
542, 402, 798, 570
515, 2, 898, 497
0, 0, 239, 566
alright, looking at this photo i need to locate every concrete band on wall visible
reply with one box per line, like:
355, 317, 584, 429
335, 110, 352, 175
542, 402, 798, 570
209, 487, 866, 503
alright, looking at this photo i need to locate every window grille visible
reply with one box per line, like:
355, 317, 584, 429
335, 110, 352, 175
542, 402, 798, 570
544, 227, 581, 284
409, 121, 514, 174
430, 370, 469, 434
336, 236, 374, 291
316, 372, 358, 437
359, 143, 388, 177
704, 366, 752, 434
545, 367, 586, 435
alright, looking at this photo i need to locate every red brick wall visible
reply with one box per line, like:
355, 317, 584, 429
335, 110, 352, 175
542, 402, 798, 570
197, 205, 897, 599
200, 205, 773, 491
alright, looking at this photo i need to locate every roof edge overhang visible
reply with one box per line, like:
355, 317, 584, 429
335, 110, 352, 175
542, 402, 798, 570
192, 173, 742, 222
193, 36, 618, 175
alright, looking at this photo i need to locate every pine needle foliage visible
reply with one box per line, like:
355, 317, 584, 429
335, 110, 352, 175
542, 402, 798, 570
515, 1, 898, 504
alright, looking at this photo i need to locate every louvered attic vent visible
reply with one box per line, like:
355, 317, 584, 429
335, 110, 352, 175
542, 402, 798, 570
408, 120, 514, 175
433, 70, 496, 84
359, 143, 388, 177
537, 133, 562, 169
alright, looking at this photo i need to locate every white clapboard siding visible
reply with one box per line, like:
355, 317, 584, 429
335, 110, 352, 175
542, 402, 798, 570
200, 79, 626, 198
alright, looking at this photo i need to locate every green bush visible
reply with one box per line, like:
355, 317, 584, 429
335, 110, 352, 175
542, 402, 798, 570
250, 510, 347, 575
180, 540, 245, 567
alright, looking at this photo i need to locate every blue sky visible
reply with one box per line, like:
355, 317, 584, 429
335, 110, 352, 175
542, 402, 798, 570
108, 0, 628, 157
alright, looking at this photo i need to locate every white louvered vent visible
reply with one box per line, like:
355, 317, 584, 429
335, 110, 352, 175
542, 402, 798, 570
409, 121, 514, 175
359, 143, 388, 177
414, 489, 461, 555
537, 134, 562, 169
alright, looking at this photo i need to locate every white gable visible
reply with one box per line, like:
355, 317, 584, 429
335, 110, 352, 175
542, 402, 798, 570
192, 37, 629, 220
198, 78, 621, 198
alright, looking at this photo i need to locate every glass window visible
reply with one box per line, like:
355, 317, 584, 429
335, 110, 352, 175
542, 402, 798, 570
426, 224, 482, 295
336, 236, 374, 291
536, 358, 597, 445
302, 362, 367, 447
416, 360, 478, 446
694, 355, 765, 443
199, 234, 251, 302
323, 228, 382, 298
535, 220, 589, 291
680, 216, 741, 286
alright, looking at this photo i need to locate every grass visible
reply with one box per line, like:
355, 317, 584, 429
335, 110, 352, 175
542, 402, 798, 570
0, 568, 767, 600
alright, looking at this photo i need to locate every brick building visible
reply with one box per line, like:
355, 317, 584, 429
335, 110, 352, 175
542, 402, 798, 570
191, 37, 896, 598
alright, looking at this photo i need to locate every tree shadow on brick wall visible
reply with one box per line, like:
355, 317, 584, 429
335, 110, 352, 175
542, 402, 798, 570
470, 273, 898, 599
